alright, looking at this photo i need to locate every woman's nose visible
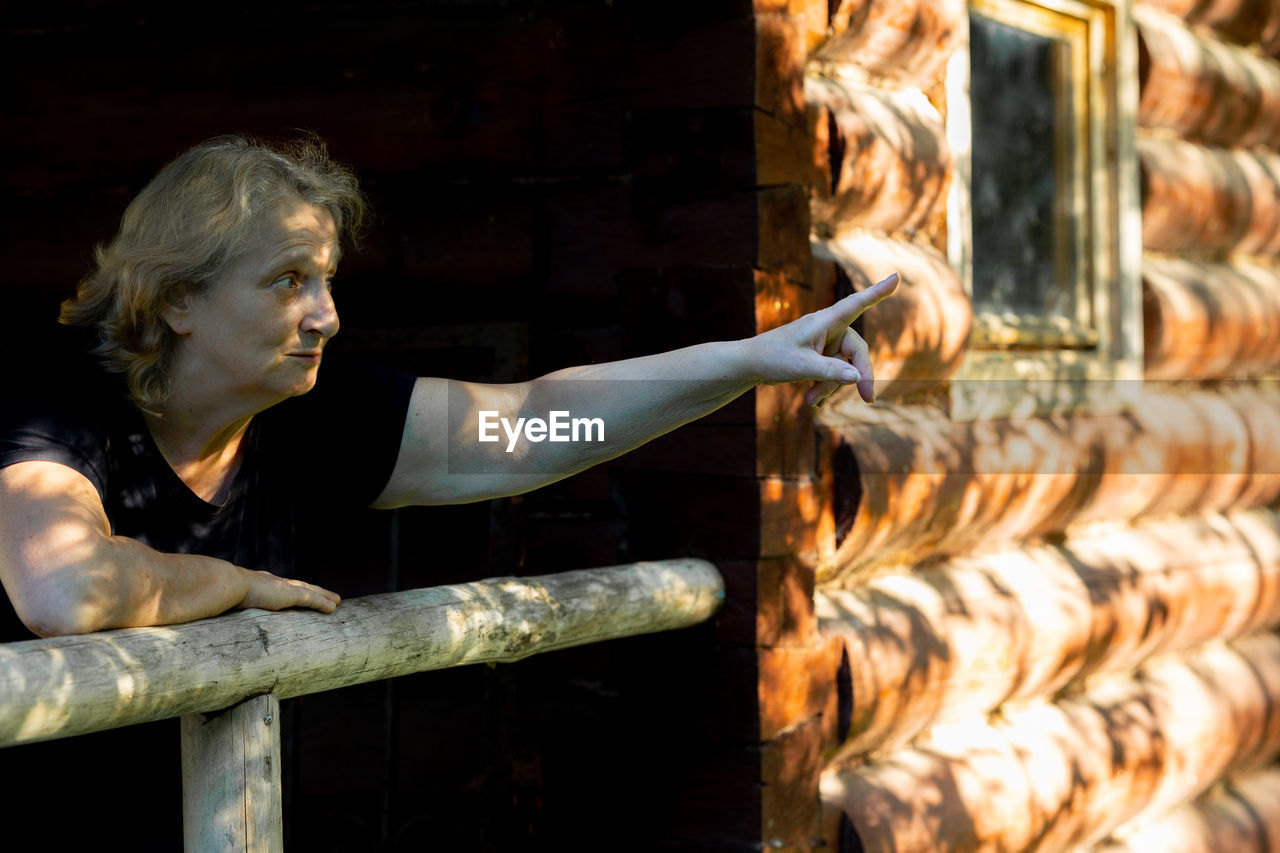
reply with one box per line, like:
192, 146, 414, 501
303, 284, 340, 339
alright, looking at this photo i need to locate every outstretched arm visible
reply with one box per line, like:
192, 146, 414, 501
373, 273, 898, 507
0, 460, 340, 637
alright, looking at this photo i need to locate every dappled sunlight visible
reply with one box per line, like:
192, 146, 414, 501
817, 384, 1280, 580
808, 76, 951, 240
823, 634, 1280, 851
1135, 6, 1280, 147
1144, 255, 1280, 380
817, 510, 1280, 763
814, 0, 966, 87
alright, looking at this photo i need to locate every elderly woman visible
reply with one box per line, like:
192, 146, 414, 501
0, 136, 895, 638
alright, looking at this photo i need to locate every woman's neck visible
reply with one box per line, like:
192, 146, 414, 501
142, 396, 257, 505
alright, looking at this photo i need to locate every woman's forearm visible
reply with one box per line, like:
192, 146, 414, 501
47, 536, 251, 636
0, 461, 339, 637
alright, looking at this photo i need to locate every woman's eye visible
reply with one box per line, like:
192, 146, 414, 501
271, 275, 300, 291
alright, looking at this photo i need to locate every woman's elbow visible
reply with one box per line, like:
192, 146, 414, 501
16, 596, 109, 638
9, 571, 117, 637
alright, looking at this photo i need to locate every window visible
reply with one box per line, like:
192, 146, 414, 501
946, 0, 1141, 419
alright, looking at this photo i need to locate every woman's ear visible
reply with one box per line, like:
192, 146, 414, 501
161, 290, 193, 335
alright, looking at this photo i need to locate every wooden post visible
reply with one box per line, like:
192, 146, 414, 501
181, 693, 282, 853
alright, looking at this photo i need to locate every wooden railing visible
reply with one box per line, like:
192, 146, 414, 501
0, 558, 723, 851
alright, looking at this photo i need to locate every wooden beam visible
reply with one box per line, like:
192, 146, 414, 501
0, 559, 723, 747
819, 509, 1280, 758
806, 77, 951, 240
811, 0, 965, 86
1143, 254, 1280, 380
1096, 767, 1280, 852
1138, 137, 1253, 253
1138, 0, 1280, 55
1136, 7, 1280, 146
821, 633, 1280, 851
817, 386, 1280, 579
181, 693, 282, 853
1138, 135, 1280, 260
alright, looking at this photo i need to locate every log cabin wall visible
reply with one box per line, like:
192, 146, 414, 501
749, 0, 1280, 850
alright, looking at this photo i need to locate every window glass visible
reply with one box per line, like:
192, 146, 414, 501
968, 12, 1076, 322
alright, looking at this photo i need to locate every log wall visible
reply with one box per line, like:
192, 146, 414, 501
822, 633, 1280, 851
771, 0, 1280, 849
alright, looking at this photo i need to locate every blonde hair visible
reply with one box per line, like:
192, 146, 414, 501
60, 135, 366, 411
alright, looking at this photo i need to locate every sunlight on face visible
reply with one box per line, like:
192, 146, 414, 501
170, 200, 342, 407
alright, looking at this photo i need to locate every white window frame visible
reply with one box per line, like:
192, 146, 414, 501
946, 0, 1142, 420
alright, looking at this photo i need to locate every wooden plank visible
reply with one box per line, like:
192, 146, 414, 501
758, 636, 842, 740
717, 556, 820, 647
761, 718, 825, 848
755, 269, 821, 479
818, 508, 1280, 758
0, 560, 724, 747
759, 476, 833, 563
181, 693, 282, 853
757, 185, 811, 280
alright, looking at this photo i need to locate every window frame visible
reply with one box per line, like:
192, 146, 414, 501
945, 0, 1142, 420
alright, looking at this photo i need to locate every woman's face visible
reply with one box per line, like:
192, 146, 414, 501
166, 199, 341, 408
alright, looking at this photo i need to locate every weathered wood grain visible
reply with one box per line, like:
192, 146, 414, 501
1143, 254, 1280, 379
1093, 766, 1280, 853
1139, 137, 1253, 253
1138, 0, 1280, 54
811, 0, 965, 86
181, 694, 282, 853
821, 633, 1280, 851
1139, 136, 1280, 257
1137, 6, 1280, 146
818, 386, 1280, 579
818, 509, 1280, 758
806, 77, 951, 239
0, 560, 723, 747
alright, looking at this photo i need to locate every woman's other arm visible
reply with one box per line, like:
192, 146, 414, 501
0, 461, 339, 637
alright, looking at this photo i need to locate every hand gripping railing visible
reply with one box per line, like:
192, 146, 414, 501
0, 559, 724, 851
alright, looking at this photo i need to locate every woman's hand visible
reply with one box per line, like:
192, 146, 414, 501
748, 272, 898, 407
236, 568, 341, 614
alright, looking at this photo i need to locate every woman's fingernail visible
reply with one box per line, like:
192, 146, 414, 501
842, 368, 860, 383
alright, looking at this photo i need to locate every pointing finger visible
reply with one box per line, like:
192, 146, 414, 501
829, 272, 899, 328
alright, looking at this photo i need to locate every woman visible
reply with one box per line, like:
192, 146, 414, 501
0, 135, 896, 637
